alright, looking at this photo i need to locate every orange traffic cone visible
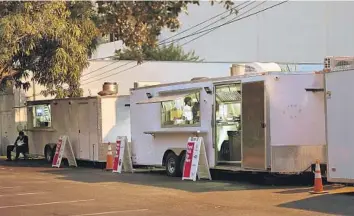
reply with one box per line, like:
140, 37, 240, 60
310, 160, 328, 194
105, 143, 114, 171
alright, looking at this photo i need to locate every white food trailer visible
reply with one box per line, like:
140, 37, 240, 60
130, 72, 327, 176
26, 94, 131, 163
324, 57, 354, 183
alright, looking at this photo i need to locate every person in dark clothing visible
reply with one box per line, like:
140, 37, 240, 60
6, 131, 29, 161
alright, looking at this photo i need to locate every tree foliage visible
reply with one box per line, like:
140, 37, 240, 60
116, 43, 202, 62
0, 1, 98, 98
0, 1, 236, 98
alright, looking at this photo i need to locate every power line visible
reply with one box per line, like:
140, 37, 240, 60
81, 3, 256, 84
160, 1, 256, 46
81, 61, 133, 83
82, 2, 248, 79
180, 1, 268, 46
83, 64, 140, 85
81, 60, 119, 77
163, 1, 289, 46
81, 1, 282, 85
209, 1, 288, 32
82, 1, 289, 85
159, 1, 250, 44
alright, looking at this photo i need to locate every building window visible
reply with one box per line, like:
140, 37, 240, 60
33, 104, 51, 128
161, 92, 200, 127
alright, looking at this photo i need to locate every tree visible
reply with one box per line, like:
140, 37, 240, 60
0, 2, 98, 98
116, 43, 203, 62
0, 1, 236, 98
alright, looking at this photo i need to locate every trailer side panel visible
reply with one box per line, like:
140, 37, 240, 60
130, 82, 214, 166
326, 69, 354, 183
267, 74, 326, 173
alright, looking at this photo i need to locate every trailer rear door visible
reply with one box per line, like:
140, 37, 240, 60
326, 69, 354, 183
242, 81, 266, 170
78, 102, 90, 160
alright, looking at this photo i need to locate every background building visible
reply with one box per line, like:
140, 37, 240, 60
160, 1, 354, 63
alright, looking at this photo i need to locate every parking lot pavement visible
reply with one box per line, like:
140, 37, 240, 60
0, 159, 353, 216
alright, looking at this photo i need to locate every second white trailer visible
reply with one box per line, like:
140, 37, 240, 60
130, 72, 327, 176
325, 67, 354, 183
26, 95, 131, 163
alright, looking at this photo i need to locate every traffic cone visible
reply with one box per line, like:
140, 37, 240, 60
105, 143, 114, 171
310, 160, 328, 194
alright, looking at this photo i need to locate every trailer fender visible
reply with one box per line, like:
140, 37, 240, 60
162, 148, 185, 166
44, 143, 57, 163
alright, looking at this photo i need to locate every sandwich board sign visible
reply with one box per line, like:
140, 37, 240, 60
112, 136, 134, 173
182, 137, 212, 181
52, 135, 77, 168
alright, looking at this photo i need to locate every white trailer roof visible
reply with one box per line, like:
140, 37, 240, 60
131, 71, 321, 91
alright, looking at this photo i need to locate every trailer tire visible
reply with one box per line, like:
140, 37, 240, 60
165, 152, 181, 177
179, 151, 186, 175
44, 145, 55, 163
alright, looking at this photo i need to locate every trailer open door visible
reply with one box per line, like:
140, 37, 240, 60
325, 69, 354, 183
242, 81, 266, 170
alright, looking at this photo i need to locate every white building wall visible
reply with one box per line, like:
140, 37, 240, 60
77, 1, 354, 64
90, 41, 123, 60
81, 61, 231, 96
160, 1, 354, 63
80, 60, 283, 96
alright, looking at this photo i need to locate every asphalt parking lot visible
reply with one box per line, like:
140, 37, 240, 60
0, 158, 353, 216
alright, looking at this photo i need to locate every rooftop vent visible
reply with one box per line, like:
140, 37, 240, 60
324, 56, 354, 71
98, 82, 118, 96
191, 77, 209, 81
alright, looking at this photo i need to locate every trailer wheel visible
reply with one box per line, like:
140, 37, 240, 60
165, 152, 181, 177
179, 151, 186, 175
44, 145, 54, 163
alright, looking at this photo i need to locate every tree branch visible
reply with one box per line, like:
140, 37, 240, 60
0, 68, 19, 82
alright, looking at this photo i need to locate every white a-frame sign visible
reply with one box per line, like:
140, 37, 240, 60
182, 137, 212, 181
52, 135, 77, 168
112, 136, 134, 173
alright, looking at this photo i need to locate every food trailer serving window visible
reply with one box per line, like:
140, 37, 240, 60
161, 92, 200, 127
136, 90, 201, 127
32, 104, 52, 128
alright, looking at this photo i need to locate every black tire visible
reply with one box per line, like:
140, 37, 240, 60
179, 152, 186, 175
44, 145, 54, 163
165, 152, 181, 177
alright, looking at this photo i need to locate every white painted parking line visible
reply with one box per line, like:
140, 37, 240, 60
0, 180, 59, 185
0, 192, 47, 197
0, 186, 20, 189
12, 181, 48, 184
0, 199, 95, 209
71, 209, 149, 216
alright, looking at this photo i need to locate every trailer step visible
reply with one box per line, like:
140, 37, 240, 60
213, 165, 269, 173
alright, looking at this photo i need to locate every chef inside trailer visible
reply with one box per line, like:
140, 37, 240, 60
161, 92, 200, 127
182, 96, 193, 124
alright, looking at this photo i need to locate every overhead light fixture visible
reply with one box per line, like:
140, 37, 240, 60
146, 93, 153, 99
204, 87, 212, 94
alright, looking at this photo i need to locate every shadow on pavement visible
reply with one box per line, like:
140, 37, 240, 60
40, 167, 274, 192
0, 157, 52, 168
278, 191, 354, 216
0, 158, 319, 193
275, 184, 346, 194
